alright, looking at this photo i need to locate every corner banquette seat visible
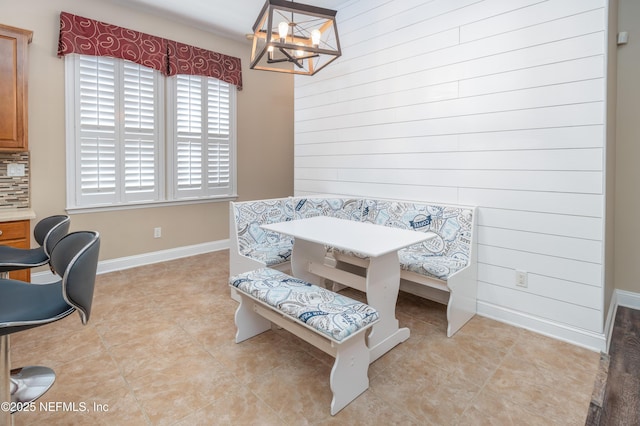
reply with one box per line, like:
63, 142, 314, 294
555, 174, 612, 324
230, 195, 477, 336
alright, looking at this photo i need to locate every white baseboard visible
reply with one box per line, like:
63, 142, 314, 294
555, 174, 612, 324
477, 301, 607, 352
615, 289, 640, 310
604, 289, 640, 352
32, 239, 230, 284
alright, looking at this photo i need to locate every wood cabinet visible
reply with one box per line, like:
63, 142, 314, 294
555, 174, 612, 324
0, 219, 30, 282
0, 24, 32, 151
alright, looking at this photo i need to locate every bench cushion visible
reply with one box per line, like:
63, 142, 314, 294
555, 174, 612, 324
230, 268, 379, 342
398, 250, 468, 280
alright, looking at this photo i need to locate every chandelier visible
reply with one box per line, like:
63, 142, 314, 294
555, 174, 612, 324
249, 0, 341, 75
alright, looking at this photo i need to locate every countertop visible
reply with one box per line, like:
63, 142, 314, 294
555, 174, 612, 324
0, 208, 36, 222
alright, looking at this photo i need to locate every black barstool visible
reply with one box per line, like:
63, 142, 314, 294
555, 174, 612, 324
0, 215, 70, 416
0, 231, 100, 425
0, 215, 71, 279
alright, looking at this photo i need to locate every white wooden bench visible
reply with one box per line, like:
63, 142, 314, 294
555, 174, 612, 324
229, 267, 379, 415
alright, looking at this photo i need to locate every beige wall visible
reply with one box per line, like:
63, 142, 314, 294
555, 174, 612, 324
0, 0, 294, 262
615, 0, 640, 294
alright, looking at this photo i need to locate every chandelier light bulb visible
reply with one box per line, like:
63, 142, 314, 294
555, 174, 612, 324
311, 29, 321, 46
278, 21, 289, 40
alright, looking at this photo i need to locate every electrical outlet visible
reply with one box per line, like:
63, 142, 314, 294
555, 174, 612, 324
7, 163, 25, 177
515, 270, 528, 288
154, 227, 162, 238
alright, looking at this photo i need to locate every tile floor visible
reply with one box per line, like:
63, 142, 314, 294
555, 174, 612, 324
8, 250, 600, 425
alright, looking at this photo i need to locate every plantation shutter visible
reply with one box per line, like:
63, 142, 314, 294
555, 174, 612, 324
207, 79, 231, 189
173, 74, 234, 199
122, 61, 161, 201
76, 55, 117, 206
73, 55, 161, 207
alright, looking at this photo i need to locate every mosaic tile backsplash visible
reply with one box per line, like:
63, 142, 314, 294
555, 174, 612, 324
0, 152, 29, 209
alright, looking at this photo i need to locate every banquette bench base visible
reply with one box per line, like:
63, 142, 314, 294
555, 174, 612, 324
331, 252, 477, 338
229, 267, 379, 416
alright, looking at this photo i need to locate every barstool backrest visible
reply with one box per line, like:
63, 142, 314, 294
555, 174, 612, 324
34, 215, 71, 257
50, 231, 100, 325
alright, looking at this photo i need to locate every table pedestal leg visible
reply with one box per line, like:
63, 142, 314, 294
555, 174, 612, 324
291, 239, 327, 287
366, 251, 410, 363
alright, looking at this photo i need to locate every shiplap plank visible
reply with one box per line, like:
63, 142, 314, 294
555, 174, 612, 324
295, 168, 602, 194
457, 126, 604, 150
460, 188, 603, 217
477, 281, 602, 332
478, 208, 603, 240
400, 9, 605, 77
478, 245, 602, 287
478, 226, 603, 263
295, 149, 602, 172
296, 34, 605, 106
293, 180, 459, 203
295, 135, 459, 153
478, 263, 602, 310
295, 82, 460, 123
297, 103, 604, 143
296, 126, 604, 152
297, 9, 604, 98
298, 0, 546, 88
460, 0, 605, 42
459, 56, 604, 97
296, 79, 604, 132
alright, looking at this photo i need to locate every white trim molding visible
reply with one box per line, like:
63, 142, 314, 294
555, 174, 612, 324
614, 289, 640, 310
477, 300, 607, 352
32, 239, 230, 284
606, 289, 640, 352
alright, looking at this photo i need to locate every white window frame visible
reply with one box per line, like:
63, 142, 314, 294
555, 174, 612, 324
64, 54, 237, 213
167, 74, 237, 200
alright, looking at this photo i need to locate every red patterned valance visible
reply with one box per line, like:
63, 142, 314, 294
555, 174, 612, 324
57, 12, 243, 90
167, 41, 243, 89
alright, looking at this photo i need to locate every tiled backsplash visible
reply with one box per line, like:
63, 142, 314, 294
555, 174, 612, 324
0, 152, 29, 209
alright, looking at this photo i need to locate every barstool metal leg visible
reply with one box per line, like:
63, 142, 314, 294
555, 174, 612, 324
0, 273, 56, 412
9, 366, 55, 408
1, 335, 13, 426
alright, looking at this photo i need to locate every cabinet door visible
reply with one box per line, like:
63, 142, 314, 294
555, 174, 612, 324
0, 220, 31, 282
0, 24, 32, 151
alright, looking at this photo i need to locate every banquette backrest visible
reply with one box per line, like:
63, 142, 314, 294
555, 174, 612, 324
360, 199, 474, 259
292, 197, 364, 221
231, 196, 475, 265
231, 197, 294, 265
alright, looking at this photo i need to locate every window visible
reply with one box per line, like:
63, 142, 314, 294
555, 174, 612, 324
65, 54, 236, 211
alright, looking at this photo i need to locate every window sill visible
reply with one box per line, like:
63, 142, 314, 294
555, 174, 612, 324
66, 195, 238, 215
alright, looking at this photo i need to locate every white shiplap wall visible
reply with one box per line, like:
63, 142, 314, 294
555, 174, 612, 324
294, 0, 608, 349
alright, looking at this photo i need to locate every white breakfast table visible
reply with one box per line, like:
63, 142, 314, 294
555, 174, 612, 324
262, 215, 434, 362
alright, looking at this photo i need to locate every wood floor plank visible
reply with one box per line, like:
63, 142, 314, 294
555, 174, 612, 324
592, 306, 640, 425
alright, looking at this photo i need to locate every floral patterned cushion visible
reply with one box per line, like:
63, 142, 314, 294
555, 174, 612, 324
233, 198, 294, 266
398, 249, 468, 280
337, 199, 474, 280
362, 200, 472, 255
293, 197, 364, 221
230, 268, 379, 342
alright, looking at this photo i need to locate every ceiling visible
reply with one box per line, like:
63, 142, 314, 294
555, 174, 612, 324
106, 0, 348, 43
